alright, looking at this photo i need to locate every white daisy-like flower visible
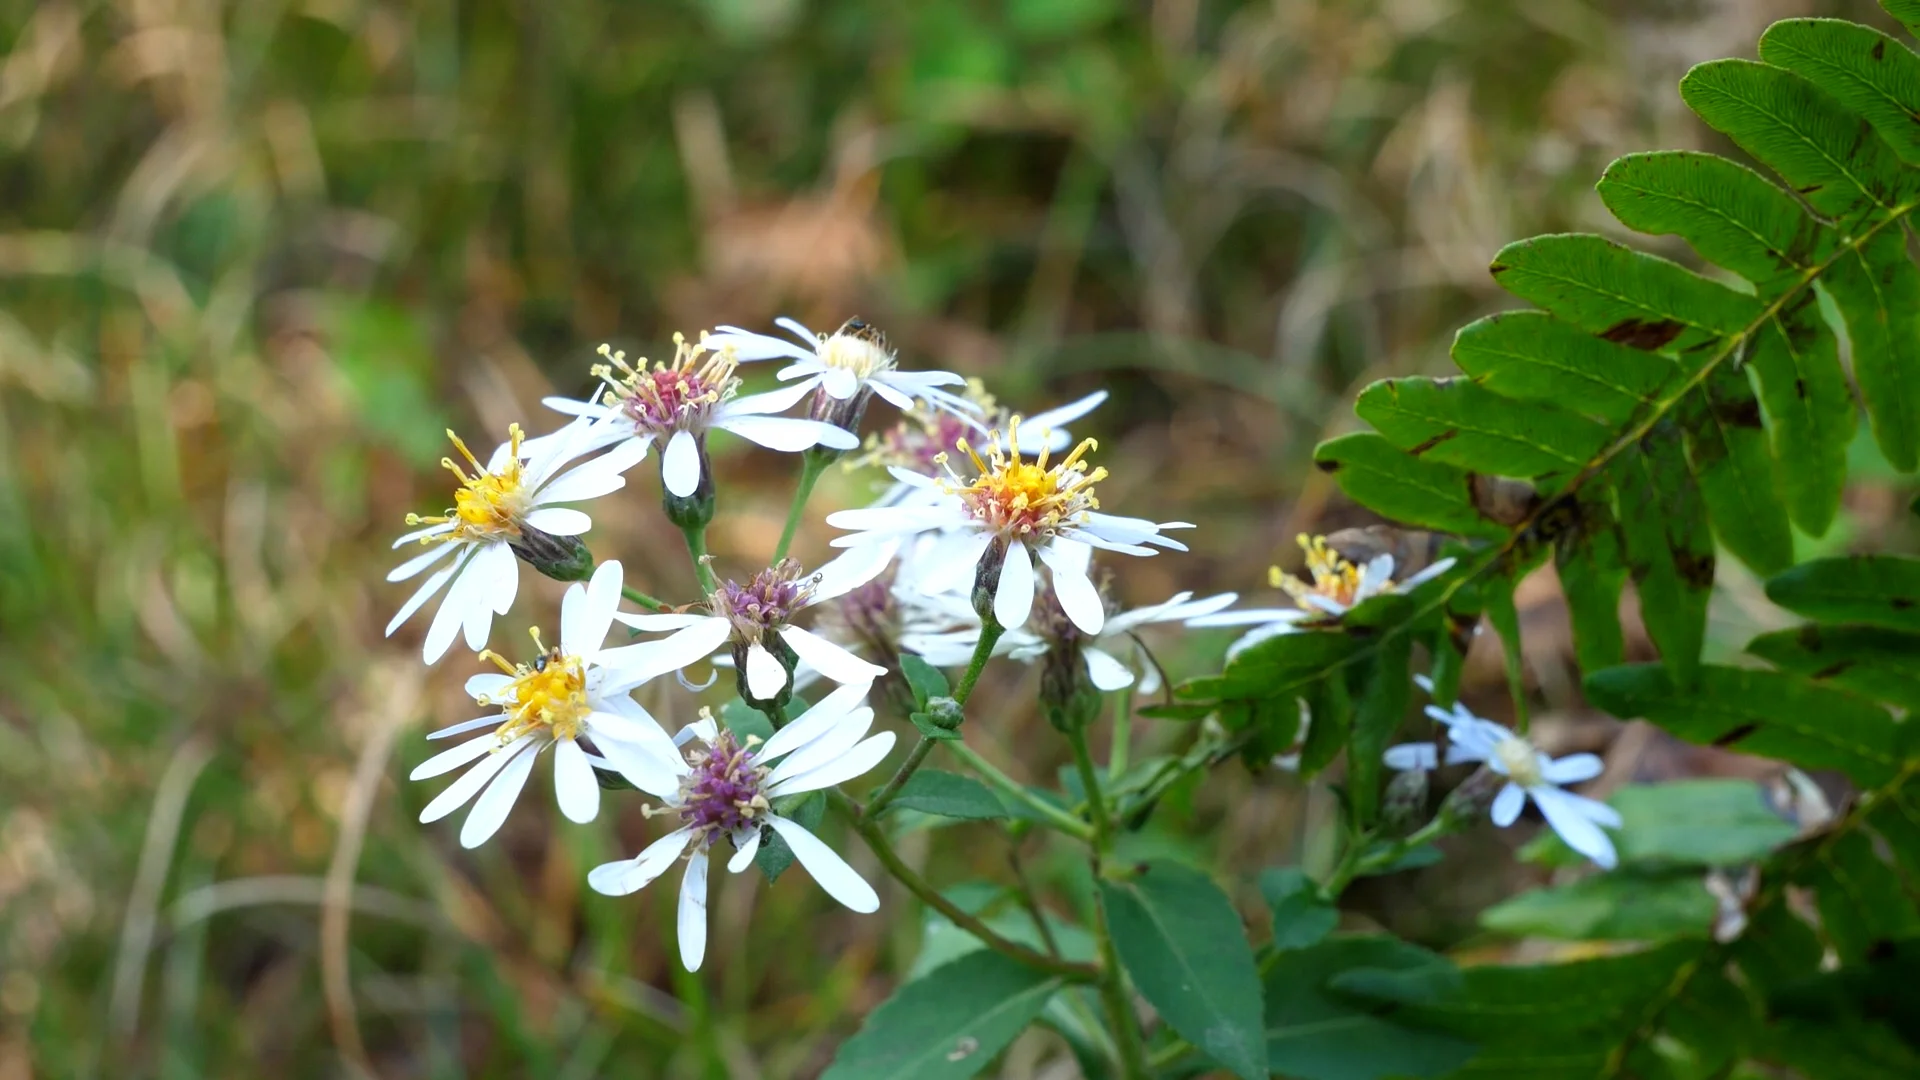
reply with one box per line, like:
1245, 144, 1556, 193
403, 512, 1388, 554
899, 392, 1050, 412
705, 316, 978, 421
408, 561, 690, 849
856, 380, 1110, 508
529, 334, 860, 499
1187, 534, 1456, 659
605, 543, 895, 702
824, 416, 1192, 635
585, 683, 891, 971
1384, 682, 1620, 869
386, 420, 650, 664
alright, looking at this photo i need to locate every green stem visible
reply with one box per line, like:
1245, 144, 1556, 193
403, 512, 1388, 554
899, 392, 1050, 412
944, 741, 1094, 842
620, 585, 666, 612
862, 737, 935, 817
771, 448, 833, 564
952, 621, 1005, 705
1071, 724, 1149, 1078
865, 620, 1005, 819
1067, 726, 1114, 840
834, 794, 1095, 981
680, 525, 718, 594
1108, 686, 1133, 783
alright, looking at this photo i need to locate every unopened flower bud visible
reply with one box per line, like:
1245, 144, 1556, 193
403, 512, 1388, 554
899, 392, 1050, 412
509, 525, 595, 582
1381, 767, 1431, 837
972, 536, 1008, 623
1439, 765, 1503, 828
1040, 650, 1101, 732
661, 435, 717, 530
924, 696, 965, 730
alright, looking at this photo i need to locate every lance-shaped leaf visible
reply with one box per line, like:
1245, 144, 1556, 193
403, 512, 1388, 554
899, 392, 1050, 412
1610, 423, 1714, 685
1355, 376, 1611, 479
1553, 484, 1629, 673
1745, 291, 1855, 535
1747, 623, 1920, 713
1678, 364, 1793, 576
1312, 433, 1511, 540
1824, 227, 1920, 471
1219, 628, 1361, 699
1766, 554, 1920, 631
1585, 663, 1906, 787
820, 950, 1060, 1080
1298, 673, 1352, 778
1346, 631, 1412, 829
1681, 58, 1920, 222
1481, 870, 1718, 942
875, 770, 1007, 821
1803, 829, 1920, 964
1890, 0, 1920, 42
1487, 233, 1763, 354
1263, 937, 1474, 1080
1761, 18, 1920, 167
1598, 150, 1821, 286
1100, 862, 1266, 1080
1450, 310, 1675, 425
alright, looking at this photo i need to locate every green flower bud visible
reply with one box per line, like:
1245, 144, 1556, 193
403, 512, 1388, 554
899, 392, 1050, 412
509, 525, 594, 582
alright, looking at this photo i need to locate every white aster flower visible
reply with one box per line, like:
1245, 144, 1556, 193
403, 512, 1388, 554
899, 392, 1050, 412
1188, 534, 1456, 660
825, 416, 1192, 635
408, 561, 689, 849
386, 419, 649, 664
585, 684, 891, 971
856, 380, 1110, 508
605, 543, 895, 702
531, 334, 859, 499
706, 316, 977, 421
1384, 682, 1620, 869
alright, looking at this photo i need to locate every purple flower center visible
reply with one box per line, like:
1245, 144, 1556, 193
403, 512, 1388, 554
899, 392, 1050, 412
713, 559, 816, 640
677, 732, 769, 841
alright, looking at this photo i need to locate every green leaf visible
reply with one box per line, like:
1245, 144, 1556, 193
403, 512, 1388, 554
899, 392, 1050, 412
1678, 363, 1794, 576
1598, 150, 1819, 286
1487, 233, 1763, 353
1259, 867, 1338, 951
1311, 433, 1510, 540
1450, 310, 1675, 425
1481, 871, 1717, 941
1585, 663, 1906, 786
721, 698, 776, 744
876, 770, 1006, 821
898, 653, 950, 709
1297, 675, 1352, 777
908, 711, 963, 741
819, 950, 1060, 1080
1890, 0, 1920, 41
1766, 554, 1920, 631
1099, 861, 1265, 1080
1681, 58, 1920, 222
1803, 830, 1920, 964
1553, 483, 1629, 673
1748, 623, 1920, 713
1355, 376, 1612, 478
1610, 423, 1714, 685
1761, 19, 1920, 167
756, 789, 825, 883
1263, 937, 1475, 1080
1824, 227, 1920, 471
1609, 779, 1800, 865
1346, 629, 1411, 828
1745, 292, 1856, 534
1219, 629, 1360, 698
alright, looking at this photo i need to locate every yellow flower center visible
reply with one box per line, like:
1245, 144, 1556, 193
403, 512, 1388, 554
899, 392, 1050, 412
815, 318, 895, 381
1271, 534, 1364, 609
1494, 736, 1543, 788
476, 628, 591, 744
941, 415, 1107, 538
405, 424, 532, 543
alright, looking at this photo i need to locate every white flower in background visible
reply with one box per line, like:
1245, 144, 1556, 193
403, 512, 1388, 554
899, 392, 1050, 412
586, 684, 891, 971
1384, 682, 1620, 869
529, 335, 859, 499
856, 380, 1110, 507
825, 416, 1192, 634
605, 544, 894, 701
386, 420, 649, 664
706, 316, 978, 420
408, 562, 689, 849
1188, 534, 1455, 659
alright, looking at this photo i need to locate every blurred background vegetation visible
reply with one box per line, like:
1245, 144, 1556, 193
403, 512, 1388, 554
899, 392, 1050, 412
3, 0, 1910, 1076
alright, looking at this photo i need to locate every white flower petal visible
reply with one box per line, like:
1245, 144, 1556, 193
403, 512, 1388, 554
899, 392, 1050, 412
523, 507, 591, 536
812, 539, 899, 602
1531, 786, 1619, 868
780, 626, 884, 686
865, 378, 915, 411
759, 683, 871, 764
1038, 540, 1103, 634
1383, 743, 1439, 771
465, 672, 513, 700
1301, 593, 1349, 616
1187, 607, 1307, 629
564, 560, 624, 658
419, 734, 534, 824
428, 715, 500, 741
1541, 753, 1604, 785
709, 325, 813, 362
387, 555, 463, 638
392, 521, 456, 548
1357, 555, 1396, 599
459, 736, 540, 848
727, 828, 762, 873
388, 541, 460, 583
767, 816, 879, 913
597, 617, 733, 691
994, 542, 1036, 630
423, 548, 486, 664
536, 436, 650, 504
540, 395, 613, 418
745, 642, 789, 700
724, 379, 817, 416
662, 430, 701, 497
764, 707, 876, 790
820, 366, 860, 399
552, 737, 600, 823
1398, 557, 1458, 591
410, 732, 503, 780
593, 731, 687, 800
719, 414, 860, 451
612, 611, 714, 632
766, 729, 894, 797
909, 530, 995, 596
1490, 783, 1526, 827
678, 850, 711, 971
1082, 645, 1136, 691
1022, 390, 1108, 435
588, 827, 694, 896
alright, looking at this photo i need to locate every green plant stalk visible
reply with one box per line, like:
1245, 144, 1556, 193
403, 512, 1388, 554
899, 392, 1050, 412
944, 740, 1094, 842
1071, 724, 1149, 1079
833, 792, 1095, 981
864, 620, 1005, 818
1108, 686, 1133, 783
771, 450, 831, 564
620, 585, 666, 612
680, 524, 719, 595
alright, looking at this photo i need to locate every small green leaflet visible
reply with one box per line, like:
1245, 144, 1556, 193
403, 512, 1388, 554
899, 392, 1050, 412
820, 950, 1061, 1080
1748, 623, 1920, 713
1312, 433, 1510, 540
1766, 554, 1920, 632
1259, 867, 1338, 951
1481, 871, 1717, 941
873, 770, 1007, 821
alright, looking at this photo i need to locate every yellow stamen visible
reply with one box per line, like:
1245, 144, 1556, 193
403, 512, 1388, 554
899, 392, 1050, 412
1274, 534, 1367, 610
943, 413, 1108, 538
476, 630, 591, 744
404, 424, 534, 545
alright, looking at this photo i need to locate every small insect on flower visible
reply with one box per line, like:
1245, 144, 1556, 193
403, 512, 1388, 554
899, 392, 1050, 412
407, 562, 691, 849
705, 316, 979, 430
586, 684, 892, 971
1384, 678, 1621, 869
386, 419, 651, 663
530, 334, 859, 500
826, 415, 1192, 634
1188, 534, 1456, 659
